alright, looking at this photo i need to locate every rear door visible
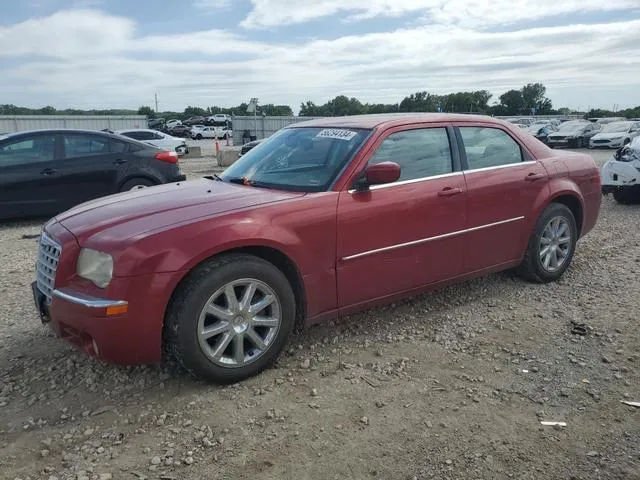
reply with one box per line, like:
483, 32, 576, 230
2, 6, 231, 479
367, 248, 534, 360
336, 124, 468, 308
55, 133, 124, 209
0, 133, 62, 217
454, 124, 549, 272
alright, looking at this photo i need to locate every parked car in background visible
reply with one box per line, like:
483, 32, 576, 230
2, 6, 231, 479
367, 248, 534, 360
547, 121, 600, 148
116, 129, 188, 155
190, 125, 206, 133
165, 119, 182, 129
207, 114, 231, 124
239, 138, 265, 156
0, 129, 185, 220
589, 121, 640, 149
508, 118, 534, 127
601, 136, 640, 204
184, 116, 206, 126
148, 118, 165, 130
32, 113, 601, 383
526, 123, 557, 144
191, 126, 233, 140
589, 117, 627, 125
166, 124, 192, 138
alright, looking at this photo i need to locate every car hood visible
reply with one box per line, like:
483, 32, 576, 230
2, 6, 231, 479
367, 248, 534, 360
55, 178, 304, 244
591, 132, 628, 140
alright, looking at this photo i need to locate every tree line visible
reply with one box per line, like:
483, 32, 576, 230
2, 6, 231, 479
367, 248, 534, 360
2, 83, 638, 119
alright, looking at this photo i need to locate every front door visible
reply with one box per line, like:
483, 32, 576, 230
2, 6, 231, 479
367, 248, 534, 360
454, 124, 550, 272
336, 125, 468, 309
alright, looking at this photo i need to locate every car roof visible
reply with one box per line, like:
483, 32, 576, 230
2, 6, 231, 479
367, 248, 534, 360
116, 128, 156, 132
288, 113, 507, 129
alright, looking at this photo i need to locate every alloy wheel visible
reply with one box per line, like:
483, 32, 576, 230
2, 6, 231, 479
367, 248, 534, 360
197, 279, 281, 368
539, 216, 572, 272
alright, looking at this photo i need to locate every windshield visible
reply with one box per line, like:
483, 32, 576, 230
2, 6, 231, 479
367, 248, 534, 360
220, 127, 371, 192
557, 121, 588, 133
601, 121, 631, 133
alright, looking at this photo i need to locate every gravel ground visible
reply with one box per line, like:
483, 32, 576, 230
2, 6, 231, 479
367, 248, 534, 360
1, 149, 639, 480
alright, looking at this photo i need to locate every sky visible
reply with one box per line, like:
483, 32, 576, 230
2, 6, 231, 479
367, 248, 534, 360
0, 0, 639, 113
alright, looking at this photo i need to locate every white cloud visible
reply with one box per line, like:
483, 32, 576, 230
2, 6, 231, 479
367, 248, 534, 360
239, 0, 638, 28
1, 9, 639, 111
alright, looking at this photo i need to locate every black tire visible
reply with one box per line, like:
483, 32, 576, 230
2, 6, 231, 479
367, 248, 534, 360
119, 178, 155, 192
164, 254, 296, 384
196, 134, 203, 140
623, 138, 630, 146
613, 186, 640, 204
516, 203, 578, 283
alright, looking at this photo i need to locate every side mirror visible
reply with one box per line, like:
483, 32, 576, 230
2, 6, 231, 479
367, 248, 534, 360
352, 162, 401, 191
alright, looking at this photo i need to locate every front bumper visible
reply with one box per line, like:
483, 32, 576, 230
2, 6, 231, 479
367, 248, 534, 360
600, 159, 639, 188
32, 271, 179, 365
548, 138, 570, 147
590, 139, 625, 149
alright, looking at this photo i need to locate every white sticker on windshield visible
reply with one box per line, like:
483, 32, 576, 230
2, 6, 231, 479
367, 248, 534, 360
315, 129, 358, 141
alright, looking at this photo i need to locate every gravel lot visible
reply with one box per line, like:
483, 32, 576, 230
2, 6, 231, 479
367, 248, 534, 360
1, 149, 638, 480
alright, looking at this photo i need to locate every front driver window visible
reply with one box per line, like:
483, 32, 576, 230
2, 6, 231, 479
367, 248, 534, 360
368, 128, 453, 182
0, 135, 57, 167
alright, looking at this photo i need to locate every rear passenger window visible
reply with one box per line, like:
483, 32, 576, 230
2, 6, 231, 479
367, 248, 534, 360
110, 139, 130, 153
63, 135, 110, 159
459, 127, 523, 170
368, 128, 453, 182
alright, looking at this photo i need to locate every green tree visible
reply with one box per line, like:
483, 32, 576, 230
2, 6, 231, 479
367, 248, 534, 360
137, 106, 155, 117
498, 90, 525, 115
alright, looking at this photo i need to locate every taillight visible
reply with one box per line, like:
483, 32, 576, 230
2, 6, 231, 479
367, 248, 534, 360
155, 151, 178, 163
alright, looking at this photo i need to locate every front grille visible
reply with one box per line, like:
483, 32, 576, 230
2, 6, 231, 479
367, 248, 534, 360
36, 232, 62, 303
550, 136, 566, 141
593, 139, 609, 144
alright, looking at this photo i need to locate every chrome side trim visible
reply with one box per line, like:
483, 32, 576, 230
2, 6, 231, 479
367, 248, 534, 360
53, 289, 127, 309
463, 160, 536, 174
341, 216, 525, 262
349, 171, 463, 194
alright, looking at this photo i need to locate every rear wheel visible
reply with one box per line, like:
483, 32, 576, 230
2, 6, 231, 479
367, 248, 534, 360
119, 178, 155, 192
164, 254, 295, 383
196, 134, 203, 140
517, 203, 577, 283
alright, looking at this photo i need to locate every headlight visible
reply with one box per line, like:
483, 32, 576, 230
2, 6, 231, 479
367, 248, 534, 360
77, 248, 113, 288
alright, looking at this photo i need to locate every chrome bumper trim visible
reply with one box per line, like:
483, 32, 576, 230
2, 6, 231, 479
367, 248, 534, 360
53, 289, 127, 309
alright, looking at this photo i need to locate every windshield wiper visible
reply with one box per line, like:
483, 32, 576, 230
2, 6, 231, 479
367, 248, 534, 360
225, 177, 275, 189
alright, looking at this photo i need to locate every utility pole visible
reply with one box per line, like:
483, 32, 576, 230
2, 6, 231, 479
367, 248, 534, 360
155, 93, 158, 113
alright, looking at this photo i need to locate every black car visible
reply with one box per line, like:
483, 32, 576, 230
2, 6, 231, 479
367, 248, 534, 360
0, 129, 186, 220
184, 116, 205, 126
239, 138, 265, 156
166, 124, 192, 137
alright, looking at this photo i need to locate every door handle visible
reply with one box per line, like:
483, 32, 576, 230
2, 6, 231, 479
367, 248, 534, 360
40, 168, 58, 176
438, 187, 464, 197
113, 159, 128, 165
524, 173, 545, 182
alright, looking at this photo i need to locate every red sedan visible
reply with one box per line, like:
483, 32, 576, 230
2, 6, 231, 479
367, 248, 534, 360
32, 114, 602, 383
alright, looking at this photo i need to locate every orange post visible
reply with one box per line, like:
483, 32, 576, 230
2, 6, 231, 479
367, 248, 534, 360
215, 139, 220, 156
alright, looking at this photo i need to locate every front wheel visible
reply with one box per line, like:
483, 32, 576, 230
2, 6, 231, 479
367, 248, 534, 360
196, 134, 203, 140
613, 186, 640, 204
516, 203, 577, 283
164, 254, 296, 383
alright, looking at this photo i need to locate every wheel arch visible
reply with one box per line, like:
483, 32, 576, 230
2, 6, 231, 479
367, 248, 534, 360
549, 193, 584, 236
164, 245, 307, 329
118, 174, 161, 191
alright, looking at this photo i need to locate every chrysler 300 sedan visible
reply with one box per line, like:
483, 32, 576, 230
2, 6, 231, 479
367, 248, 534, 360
32, 114, 602, 383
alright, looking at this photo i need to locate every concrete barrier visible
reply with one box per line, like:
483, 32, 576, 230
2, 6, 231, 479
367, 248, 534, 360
217, 147, 241, 167
183, 146, 202, 158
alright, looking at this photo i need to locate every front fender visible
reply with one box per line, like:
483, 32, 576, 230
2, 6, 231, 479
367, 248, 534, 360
601, 160, 640, 186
